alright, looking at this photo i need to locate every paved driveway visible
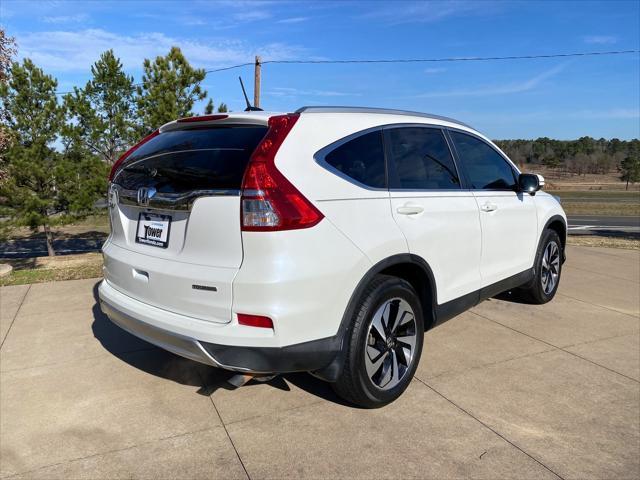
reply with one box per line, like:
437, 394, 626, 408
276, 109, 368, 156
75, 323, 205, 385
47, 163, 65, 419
1, 246, 638, 479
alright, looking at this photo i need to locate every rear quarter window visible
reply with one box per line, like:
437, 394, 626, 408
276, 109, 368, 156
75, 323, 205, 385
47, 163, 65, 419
322, 130, 386, 189
114, 126, 267, 192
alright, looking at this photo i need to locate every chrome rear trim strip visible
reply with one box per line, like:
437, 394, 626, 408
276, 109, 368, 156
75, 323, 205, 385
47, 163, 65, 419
113, 184, 240, 211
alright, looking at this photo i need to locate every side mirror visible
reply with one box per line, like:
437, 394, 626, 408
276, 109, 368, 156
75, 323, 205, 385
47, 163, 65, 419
518, 173, 542, 195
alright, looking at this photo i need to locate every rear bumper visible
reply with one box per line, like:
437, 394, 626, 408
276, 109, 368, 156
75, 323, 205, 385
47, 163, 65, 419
100, 297, 223, 368
200, 337, 341, 374
99, 279, 340, 375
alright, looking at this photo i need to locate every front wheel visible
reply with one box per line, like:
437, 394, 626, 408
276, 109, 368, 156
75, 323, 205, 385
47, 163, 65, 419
332, 275, 424, 408
515, 229, 563, 304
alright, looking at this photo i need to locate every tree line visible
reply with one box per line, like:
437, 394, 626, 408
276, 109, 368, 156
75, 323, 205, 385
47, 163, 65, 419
494, 137, 640, 188
0, 29, 226, 255
1, 27, 639, 256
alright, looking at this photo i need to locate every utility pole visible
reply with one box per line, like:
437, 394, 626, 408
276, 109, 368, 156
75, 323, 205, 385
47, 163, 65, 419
254, 55, 261, 108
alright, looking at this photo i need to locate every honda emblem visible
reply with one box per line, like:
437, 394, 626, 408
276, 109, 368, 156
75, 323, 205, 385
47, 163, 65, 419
137, 187, 157, 207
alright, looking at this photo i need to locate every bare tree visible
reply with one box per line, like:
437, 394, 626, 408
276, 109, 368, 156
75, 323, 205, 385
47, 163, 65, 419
1, 28, 17, 166
0, 28, 16, 82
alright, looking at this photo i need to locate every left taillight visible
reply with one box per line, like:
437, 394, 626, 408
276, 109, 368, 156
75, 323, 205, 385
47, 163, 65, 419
108, 129, 160, 181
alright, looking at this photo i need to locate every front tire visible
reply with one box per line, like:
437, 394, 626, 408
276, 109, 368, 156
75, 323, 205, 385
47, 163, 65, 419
332, 275, 424, 408
516, 229, 563, 304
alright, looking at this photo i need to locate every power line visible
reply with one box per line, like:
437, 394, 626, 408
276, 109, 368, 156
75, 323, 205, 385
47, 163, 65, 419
205, 62, 254, 73
53, 49, 639, 95
208, 49, 640, 73
262, 49, 640, 65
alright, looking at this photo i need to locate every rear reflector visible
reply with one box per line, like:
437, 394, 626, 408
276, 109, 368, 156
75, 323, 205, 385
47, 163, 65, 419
237, 313, 274, 329
177, 114, 228, 123
240, 114, 324, 231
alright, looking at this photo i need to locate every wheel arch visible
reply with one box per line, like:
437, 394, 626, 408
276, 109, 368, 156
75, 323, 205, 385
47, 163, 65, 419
542, 215, 567, 262
375, 257, 437, 330
341, 254, 438, 331
312, 254, 438, 382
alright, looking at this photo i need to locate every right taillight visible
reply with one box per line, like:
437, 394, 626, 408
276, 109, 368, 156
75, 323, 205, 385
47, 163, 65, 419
241, 114, 323, 231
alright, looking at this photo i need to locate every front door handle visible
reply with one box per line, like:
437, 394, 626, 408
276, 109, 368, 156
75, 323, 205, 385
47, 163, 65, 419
396, 204, 424, 215
480, 202, 498, 212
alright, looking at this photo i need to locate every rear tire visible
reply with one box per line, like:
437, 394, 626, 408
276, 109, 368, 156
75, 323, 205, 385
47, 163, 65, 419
332, 275, 424, 408
514, 229, 563, 304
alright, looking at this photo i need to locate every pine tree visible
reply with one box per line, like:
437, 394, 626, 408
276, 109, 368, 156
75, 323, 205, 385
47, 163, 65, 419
0, 59, 107, 255
64, 50, 136, 165
204, 99, 228, 114
204, 98, 214, 114
136, 47, 207, 133
620, 155, 640, 190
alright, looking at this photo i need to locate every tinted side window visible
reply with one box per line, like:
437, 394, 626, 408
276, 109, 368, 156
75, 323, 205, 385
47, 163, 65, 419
324, 130, 386, 188
386, 127, 460, 190
450, 131, 516, 190
114, 126, 267, 192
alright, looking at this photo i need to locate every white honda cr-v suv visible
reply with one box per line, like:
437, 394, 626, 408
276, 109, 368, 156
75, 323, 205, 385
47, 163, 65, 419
99, 106, 566, 407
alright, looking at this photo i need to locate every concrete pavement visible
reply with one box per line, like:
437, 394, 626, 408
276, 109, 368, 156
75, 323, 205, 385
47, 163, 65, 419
1, 246, 638, 479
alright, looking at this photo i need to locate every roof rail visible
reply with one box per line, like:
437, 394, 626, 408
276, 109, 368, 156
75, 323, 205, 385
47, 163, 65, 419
295, 106, 473, 129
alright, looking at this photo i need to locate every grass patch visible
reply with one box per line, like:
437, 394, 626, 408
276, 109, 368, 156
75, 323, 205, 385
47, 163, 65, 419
552, 190, 640, 216
0, 253, 103, 286
561, 202, 640, 216
552, 190, 640, 200
567, 235, 640, 250
6, 214, 110, 240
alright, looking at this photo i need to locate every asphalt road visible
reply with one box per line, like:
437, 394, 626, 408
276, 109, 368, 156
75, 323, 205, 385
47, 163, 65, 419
0, 235, 106, 259
567, 215, 640, 235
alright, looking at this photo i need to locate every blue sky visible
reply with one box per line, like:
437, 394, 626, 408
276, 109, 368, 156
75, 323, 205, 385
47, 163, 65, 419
2, 0, 639, 139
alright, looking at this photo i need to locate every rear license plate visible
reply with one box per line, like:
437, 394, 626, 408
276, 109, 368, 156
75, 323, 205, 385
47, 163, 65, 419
136, 213, 171, 248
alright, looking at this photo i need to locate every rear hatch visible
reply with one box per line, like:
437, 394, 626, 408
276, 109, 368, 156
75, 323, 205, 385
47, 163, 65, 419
104, 118, 268, 323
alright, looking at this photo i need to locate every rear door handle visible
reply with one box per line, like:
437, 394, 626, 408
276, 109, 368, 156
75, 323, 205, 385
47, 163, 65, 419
396, 204, 424, 215
480, 203, 498, 212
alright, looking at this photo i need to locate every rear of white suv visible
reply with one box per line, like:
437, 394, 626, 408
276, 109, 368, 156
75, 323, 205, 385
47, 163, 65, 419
99, 107, 567, 407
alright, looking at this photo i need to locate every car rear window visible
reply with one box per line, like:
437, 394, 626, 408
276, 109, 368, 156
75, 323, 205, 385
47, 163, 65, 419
114, 126, 268, 192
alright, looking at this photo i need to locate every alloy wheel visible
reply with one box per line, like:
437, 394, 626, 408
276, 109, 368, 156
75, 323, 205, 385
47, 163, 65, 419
541, 240, 560, 295
364, 297, 417, 390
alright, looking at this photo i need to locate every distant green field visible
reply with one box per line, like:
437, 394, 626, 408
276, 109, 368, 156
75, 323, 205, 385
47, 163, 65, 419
553, 190, 640, 216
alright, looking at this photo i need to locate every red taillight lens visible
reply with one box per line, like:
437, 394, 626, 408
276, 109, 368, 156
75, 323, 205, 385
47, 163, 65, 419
241, 114, 323, 231
237, 313, 274, 329
109, 129, 160, 181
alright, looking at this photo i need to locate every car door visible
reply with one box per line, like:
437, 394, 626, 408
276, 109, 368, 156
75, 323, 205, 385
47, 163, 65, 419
386, 125, 482, 306
448, 130, 538, 288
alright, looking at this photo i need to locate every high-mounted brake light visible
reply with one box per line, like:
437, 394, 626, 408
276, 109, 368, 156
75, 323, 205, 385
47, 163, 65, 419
241, 114, 324, 231
177, 114, 228, 123
237, 313, 274, 329
109, 129, 159, 181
